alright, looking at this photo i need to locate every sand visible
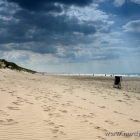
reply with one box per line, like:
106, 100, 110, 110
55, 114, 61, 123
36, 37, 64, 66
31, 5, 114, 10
0, 69, 140, 140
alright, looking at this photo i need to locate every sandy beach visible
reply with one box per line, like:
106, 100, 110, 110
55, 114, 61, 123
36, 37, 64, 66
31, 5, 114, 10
0, 69, 140, 140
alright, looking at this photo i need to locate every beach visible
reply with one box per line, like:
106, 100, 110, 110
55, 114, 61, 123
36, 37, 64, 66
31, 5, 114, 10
0, 69, 140, 140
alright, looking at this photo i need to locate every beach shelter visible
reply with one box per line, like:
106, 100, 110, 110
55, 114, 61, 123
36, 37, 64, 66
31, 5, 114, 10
113, 76, 122, 89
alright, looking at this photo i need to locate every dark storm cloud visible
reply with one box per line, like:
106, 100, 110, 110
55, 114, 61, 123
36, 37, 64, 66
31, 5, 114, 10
0, 8, 96, 46
13, 10, 96, 35
0, 0, 117, 61
0, 20, 32, 44
7, 0, 93, 11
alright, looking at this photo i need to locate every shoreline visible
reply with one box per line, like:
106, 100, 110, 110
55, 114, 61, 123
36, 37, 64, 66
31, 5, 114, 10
43, 73, 140, 78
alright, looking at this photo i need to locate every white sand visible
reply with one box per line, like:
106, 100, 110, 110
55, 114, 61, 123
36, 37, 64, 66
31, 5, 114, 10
0, 69, 140, 140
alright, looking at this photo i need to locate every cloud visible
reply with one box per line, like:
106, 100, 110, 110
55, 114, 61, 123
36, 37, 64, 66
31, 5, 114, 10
98, 0, 140, 19
1, 0, 113, 54
0, 0, 139, 74
123, 20, 140, 32
0, 0, 117, 69
0, 42, 58, 54
114, 0, 125, 7
6, 0, 93, 12
21, 13, 84, 35
94, 0, 108, 2
131, 0, 140, 4
66, 4, 109, 21
0, 9, 97, 46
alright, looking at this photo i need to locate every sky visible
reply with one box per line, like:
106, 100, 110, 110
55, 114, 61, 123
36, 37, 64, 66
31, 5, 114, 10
0, 0, 140, 73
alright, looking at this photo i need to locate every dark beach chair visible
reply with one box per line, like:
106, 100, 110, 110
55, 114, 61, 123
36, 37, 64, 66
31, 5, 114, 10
113, 76, 122, 89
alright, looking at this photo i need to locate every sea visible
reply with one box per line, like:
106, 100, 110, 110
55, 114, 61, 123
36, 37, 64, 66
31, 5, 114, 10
42, 73, 140, 78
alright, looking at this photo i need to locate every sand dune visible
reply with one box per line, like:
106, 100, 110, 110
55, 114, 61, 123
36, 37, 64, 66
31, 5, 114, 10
0, 69, 140, 140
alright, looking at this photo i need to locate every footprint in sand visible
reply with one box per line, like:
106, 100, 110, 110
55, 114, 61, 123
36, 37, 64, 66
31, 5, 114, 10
0, 110, 9, 116
129, 118, 140, 123
17, 97, 23, 100
90, 112, 95, 116
45, 120, 66, 135
124, 94, 130, 98
82, 114, 93, 119
105, 120, 118, 126
60, 110, 68, 113
48, 122, 55, 126
51, 125, 67, 136
94, 126, 108, 132
53, 135, 58, 138
58, 125, 65, 127
97, 136, 107, 140
25, 101, 34, 105
1, 89, 6, 91
113, 111, 125, 115
98, 106, 106, 109
102, 96, 107, 100
0, 119, 18, 125
59, 131, 67, 136
67, 101, 73, 103
51, 128, 59, 134
123, 98, 131, 101
11, 93, 18, 96
7, 106, 20, 110
90, 102, 94, 104
53, 95, 61, 98
12, 101, 22, 106
48, 113, 61, 118
116, 100, 124, 102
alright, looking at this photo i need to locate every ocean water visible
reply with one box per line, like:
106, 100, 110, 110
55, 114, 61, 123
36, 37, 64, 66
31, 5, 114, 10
112, 73, 140, 78
57, 73, 140, 78
42, 72, 140, 78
